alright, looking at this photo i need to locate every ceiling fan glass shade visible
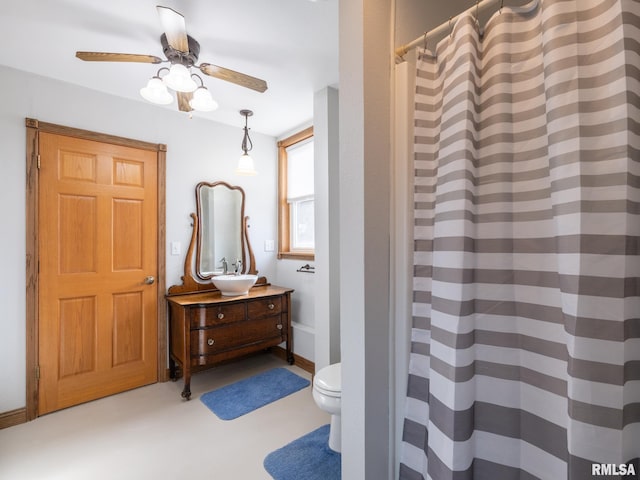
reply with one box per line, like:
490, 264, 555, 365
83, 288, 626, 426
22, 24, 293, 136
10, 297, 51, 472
140, 77, 173, 105
236, 153, 257, 176
189, 86, 218, 112
163, 63, 197, 92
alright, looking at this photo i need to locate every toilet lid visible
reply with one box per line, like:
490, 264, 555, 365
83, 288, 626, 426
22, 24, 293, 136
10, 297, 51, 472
314, 363, 341, 394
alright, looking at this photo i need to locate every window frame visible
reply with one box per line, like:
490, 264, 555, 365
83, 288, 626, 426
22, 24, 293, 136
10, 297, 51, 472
277, 126, 314, 260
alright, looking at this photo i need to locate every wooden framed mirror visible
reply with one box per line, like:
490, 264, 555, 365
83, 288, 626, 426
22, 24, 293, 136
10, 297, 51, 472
168, 181, 266, 295
196, 181, 248, 279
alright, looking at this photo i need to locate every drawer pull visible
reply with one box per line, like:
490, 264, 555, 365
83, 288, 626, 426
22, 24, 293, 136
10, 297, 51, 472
217, 313, 225, 320
268, 303, 275, 310
277, 324, 283, 330
207, 338, 215, 346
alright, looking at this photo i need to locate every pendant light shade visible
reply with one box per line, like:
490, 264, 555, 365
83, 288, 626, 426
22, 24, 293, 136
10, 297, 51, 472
236, 153, 257, 176
162, 63, 197, 92
235, 110, 257, 176
189, 86, 218, 112
140, 76, 174, 105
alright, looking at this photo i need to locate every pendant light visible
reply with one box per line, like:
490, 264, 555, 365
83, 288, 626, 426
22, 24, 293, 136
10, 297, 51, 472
236, 109, 257, 176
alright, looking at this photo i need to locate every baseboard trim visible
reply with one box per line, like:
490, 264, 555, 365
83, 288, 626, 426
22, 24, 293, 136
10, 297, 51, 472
270, 347, 315, 375
0, 408, 27, 430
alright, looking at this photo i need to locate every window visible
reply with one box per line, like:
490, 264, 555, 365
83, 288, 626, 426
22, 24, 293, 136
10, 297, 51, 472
278, 127, 314, 260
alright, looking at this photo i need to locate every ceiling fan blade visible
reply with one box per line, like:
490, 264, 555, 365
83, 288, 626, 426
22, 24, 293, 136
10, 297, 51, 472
176, 91, 193, 112
199, 63, 268, 93
156, 6, 188, 53
76, 52, 163, 64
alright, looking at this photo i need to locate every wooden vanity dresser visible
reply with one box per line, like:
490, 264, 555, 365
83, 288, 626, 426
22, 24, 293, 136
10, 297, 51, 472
167, 286, 293, 400
167, 181, 294, 400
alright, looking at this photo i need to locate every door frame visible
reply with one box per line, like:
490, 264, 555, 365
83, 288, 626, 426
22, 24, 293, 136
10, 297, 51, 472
25, 118, 167, 421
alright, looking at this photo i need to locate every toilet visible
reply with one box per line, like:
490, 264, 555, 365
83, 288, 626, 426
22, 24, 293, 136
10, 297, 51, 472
312, 362, 342, 452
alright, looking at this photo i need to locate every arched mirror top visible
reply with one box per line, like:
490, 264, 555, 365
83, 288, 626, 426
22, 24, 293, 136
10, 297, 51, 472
168, 181, 265, 296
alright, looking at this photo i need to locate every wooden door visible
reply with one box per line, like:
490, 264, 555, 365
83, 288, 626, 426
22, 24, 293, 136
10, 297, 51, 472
37, 132, 158, 414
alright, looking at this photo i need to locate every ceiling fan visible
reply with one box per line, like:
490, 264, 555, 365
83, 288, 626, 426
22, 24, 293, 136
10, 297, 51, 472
76, 5, 268, 112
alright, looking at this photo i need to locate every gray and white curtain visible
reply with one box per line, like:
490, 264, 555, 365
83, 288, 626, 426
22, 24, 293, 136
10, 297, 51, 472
400, 0, 639, 478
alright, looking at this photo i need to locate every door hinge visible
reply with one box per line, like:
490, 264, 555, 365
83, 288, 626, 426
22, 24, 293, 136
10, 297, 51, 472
37, 154, 41, 169
35, 365, 40, 380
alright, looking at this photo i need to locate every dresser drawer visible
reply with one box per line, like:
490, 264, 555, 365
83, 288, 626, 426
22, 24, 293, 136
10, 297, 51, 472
247, 296, 282, 319
190, 303, 246, 329
191, 317, 285, 355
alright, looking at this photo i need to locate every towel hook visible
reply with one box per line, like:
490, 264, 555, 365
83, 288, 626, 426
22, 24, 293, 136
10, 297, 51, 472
296, 264, 315, 274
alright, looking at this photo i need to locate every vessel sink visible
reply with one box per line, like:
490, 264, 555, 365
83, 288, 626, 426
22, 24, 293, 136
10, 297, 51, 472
211, 274, 258, 296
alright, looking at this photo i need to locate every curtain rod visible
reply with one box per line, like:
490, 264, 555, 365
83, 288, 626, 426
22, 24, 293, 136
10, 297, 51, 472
395, 0, 503, 59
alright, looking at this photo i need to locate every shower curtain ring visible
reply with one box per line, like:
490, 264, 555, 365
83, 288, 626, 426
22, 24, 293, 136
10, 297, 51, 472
474, 0, 480, 27
449, 16, 453, 37
500, 0, 504, 14
422, 30, 428, 51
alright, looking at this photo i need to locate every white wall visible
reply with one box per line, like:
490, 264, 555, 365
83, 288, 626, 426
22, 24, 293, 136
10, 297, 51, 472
0, 65, 280, 412
275, 259, 316, 360
339, 0, 393, 479
273, 87, 340, 366
313, 86, 340, 371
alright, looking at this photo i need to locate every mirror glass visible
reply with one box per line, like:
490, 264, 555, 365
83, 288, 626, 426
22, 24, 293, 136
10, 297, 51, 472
196, 182, 245, 279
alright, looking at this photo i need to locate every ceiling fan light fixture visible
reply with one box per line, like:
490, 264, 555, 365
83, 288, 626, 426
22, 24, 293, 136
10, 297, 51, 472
163, 63, 197, 92
76, 7, 269, 114
140, 76, 173, 105
189, 86, 218, 112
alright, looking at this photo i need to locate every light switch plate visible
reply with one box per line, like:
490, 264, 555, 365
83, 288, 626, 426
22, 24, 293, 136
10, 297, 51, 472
171, 241, 181, 255
264, 240, 275, 252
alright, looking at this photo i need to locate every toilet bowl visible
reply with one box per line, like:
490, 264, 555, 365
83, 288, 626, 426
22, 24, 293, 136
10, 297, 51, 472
312, 362, 341, 452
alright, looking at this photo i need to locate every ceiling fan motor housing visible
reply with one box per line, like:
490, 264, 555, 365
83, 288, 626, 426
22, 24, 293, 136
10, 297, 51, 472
161, 33, 200, 67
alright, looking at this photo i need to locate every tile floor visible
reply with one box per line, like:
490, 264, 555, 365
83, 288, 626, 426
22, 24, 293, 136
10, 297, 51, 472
0, 354, 328, 480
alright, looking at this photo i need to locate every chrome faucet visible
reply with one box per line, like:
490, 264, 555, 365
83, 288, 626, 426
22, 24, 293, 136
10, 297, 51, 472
233, 259, 243, 275
219, 257, 228, 275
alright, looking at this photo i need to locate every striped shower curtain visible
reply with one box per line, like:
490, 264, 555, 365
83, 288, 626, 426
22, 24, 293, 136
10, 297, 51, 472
400, 1, 639, 479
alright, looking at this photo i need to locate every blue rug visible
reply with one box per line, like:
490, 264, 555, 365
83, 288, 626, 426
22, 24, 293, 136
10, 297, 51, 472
200, 367, 310, 420
264, 424, 341, 480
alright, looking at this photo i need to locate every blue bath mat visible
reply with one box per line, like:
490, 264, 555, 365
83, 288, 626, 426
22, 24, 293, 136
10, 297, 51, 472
264, 424, 341, 480
200, 367, 310, 420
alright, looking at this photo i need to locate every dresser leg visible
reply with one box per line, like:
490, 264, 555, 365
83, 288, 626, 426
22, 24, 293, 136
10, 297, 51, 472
286, 332, 294, 364
286, 345, 294, 365
181, 368, 192, 400
181, 384, 192, 400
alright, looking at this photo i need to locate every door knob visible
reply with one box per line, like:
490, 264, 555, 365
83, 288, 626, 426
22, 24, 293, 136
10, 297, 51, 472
144, 276, 155, 285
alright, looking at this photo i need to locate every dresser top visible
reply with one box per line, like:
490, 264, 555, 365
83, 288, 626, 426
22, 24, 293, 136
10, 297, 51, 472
166, 284, 293, 307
